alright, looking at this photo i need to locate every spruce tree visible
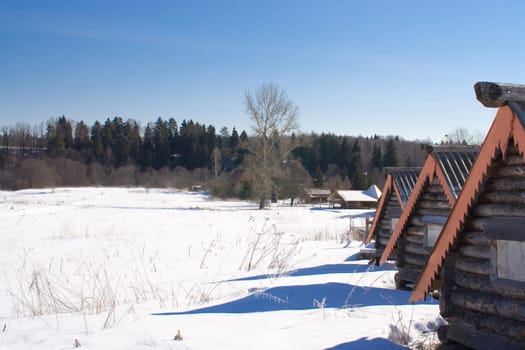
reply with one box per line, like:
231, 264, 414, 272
382, 138, 398, 167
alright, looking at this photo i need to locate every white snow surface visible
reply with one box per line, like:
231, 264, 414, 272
0, 188, 442, 349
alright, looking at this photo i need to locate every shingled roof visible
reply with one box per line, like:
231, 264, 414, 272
409, 102, 525, 302
364, 167, 421, 244
378, 146, 478, 265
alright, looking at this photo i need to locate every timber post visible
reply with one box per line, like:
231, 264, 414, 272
474, 82, 525, 107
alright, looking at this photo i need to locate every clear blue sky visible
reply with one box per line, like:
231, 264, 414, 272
2, 0, 525, 142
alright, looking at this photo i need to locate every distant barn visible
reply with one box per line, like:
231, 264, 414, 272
328, 185, 381, 209
364, 167, 421, 264
410, 82, 525, 349
379, 146, 477, 290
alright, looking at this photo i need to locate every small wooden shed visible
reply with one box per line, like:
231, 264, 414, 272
410, 82, 525, 349
303, 188, 331, 204
378, 146, 478, 290
364, 167, 422, 263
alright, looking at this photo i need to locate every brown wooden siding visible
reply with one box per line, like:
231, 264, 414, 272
442, 141, 525, 343
396, 176, 451, 286
374, 191, 402, 252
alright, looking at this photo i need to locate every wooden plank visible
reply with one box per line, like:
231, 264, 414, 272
418, 199, 451, 210
415, 208, 451, 217
384, 207, 402, 217
495, 164, 525, 177
397, 267, 421, 284
459, 231, 490, 246
406, 225, 425, 236
379, 221, 392, 230
421, 192, 448, 202
377, 236, 390, 247
450, 287, 525, 323
404, 242, 429, 256
377, 230, 393, 239
439, 252, 458, 318
471, 203, 525, 217
459, 245, 491, 259
447, 320, 525, 350
481, 190, 525, 203
426, 183, 445, 193
455, 270, 525, 300
449, 309, 525, 344
485, 216, 525, 241
405, 234, 424, 244
465, 217, 488, 231
474, 81, 525, 107
411, 214, 448, 226
403, 252, 428, 267
485, 177, 525, 191
455, 256, 490, 275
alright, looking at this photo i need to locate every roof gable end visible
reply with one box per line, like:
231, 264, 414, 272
364, 174, 394, 244
379, 148, 477, 265
410, 104, 525, 302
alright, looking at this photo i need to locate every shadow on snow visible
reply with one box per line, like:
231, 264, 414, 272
228, 261, 395, 283
324, 337, 408, 350
152, 281, 428, 316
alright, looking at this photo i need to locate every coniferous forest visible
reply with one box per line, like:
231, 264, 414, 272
0, 115, 430, 201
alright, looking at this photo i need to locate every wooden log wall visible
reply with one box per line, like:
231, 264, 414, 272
444, 140, 525, 343
374, 191, 402, 252
397, 176, 451, 286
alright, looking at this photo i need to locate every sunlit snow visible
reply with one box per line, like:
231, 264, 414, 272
0, 188, 441, 349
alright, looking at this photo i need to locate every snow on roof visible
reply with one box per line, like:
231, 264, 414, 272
333, 189, 378, 202
363, 184, 382, 199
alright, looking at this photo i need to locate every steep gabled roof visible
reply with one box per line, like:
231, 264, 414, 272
364, 167, 421, 244
392, 168, 422, 206
363, 184, 382, 199
378, 147, 478, 265
409, 104, 525, 302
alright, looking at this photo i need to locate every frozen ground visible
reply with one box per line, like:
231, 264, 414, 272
0, 188, 442, 349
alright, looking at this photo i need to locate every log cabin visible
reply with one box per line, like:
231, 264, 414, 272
364, 167, 422, 264
303, 188, 332, 204
409, 82, 525, 349
378, 146, 478, 290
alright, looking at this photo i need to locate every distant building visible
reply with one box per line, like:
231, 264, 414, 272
303, 188, 332, 204
328, 185, 381, 209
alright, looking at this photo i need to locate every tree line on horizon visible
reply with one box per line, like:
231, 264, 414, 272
0, 114, 432, 200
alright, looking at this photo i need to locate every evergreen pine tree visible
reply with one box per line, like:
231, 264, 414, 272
371, 144, 382, 169
382, 138, 398, 167
91, 121, 104, 163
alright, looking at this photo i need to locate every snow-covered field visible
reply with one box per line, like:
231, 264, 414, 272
0, 188, 442, 349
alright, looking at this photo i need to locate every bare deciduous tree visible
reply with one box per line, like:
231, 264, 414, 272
244, 84, 299, 209
445, 127, 470, 145
444, 127, 483, 145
